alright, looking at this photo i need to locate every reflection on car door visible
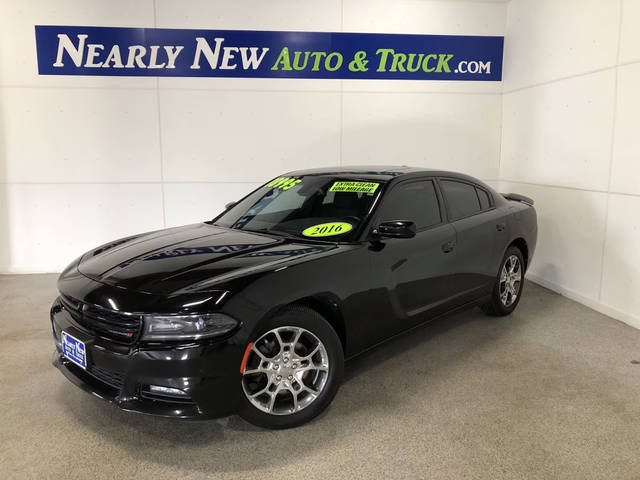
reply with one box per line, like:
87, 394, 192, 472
367, 179, 458, 342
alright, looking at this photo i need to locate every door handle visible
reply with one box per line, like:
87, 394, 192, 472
441, 241, 456, 253
496, 222, 506, 232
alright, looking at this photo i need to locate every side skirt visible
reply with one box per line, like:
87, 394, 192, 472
344, 294, 491, 362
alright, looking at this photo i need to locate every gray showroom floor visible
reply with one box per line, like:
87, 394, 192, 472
1, 274, 639, 479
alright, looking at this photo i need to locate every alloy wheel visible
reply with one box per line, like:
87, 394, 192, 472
499, 254, 522, 307
241, 326, 329, 415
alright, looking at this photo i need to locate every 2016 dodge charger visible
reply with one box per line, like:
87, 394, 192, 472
51, 166, 537, 429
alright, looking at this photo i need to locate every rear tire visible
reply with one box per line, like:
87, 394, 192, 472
238, 306, 344, 429
481, 246, 525, 316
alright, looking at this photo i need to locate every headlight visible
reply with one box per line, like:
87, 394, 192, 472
141, 313, 238, 341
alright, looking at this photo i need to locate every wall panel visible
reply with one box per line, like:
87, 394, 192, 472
0, 0, 505, 273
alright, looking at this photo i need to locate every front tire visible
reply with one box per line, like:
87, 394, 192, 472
481, 246, 525, 316
238, 306, 344, 429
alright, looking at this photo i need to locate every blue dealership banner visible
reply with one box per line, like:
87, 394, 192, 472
35, 25, 503, 81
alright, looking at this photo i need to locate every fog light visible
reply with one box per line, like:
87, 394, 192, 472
148, 385, 188, 397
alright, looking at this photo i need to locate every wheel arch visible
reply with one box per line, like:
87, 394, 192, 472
249, 291, 347, 355
509, 237, 529, 271
291, 295, 347, 354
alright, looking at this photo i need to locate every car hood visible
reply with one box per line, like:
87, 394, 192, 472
76, 223, 340, 295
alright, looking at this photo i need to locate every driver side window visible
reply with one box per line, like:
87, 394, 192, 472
379, 180, 441, 230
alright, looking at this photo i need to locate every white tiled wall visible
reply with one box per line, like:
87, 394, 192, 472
342, 0, 507, 36
0, 0, 505, 273
502, 0, 620, 92
500, 70, 616, 191
499, 182, 608, 301
601, 194, 640, 327
342, 92, 501, 180
163, 183, 262, 227
501, 0, 640, 329
618, 0, 640, 64
154, 0, 342, 31
159, 90, 342, 183
610, 63, 640, 196
1, 184, 164, 273
0, 88, 162, 183
5, 0, 636, 332
0, 0, 156, 88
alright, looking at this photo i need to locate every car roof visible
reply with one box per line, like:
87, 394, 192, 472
283, 165, 483, 183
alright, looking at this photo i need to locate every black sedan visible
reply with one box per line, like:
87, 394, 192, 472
51, 166, 537, 429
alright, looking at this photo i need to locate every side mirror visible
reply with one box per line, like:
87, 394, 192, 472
373, 220, 416, 239
224, 201, 237, 210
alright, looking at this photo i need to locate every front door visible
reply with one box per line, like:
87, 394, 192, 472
367, 179, 458, 342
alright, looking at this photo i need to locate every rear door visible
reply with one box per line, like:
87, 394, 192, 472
438, 178, 505, 305
367, 178, 458, 339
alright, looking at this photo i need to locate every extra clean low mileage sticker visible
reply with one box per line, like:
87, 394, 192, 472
302, 222, 353, 238
329, 181, 379, 194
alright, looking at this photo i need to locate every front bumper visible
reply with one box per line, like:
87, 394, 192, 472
51, 298, 243, 419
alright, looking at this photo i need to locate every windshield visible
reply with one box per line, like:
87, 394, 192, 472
213, 175, 383, 241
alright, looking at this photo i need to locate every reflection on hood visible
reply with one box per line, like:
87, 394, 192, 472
142, 244, 258, 261
116, 244, 335, 268
238, 245, 333, 258
75, 223, 347, 295
175, 243, 340, 294
92, 235, 142, 256
117, 244, 260, 268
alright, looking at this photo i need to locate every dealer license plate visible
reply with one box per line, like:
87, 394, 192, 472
61, 331, 87, 369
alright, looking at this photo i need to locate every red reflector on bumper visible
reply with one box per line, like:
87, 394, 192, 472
240, 342, 253, 374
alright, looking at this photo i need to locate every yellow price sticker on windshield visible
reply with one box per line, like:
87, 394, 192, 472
302, 222, 353, 238
265, 177, 301, 191
329, 181, 379, 194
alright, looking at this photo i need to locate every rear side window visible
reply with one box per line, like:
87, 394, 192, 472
477, 188, 491, 210
379, 180, 441, 229
441, 180, 481, 220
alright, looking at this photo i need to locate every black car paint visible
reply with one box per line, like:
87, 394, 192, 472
51, 166, 537, 418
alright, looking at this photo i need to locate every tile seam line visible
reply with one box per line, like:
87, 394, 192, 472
153, 0, 166, 228
2, 178, 501, 185
599, 0, 624, 301
0, 84, 502, 95
156, 81, 166, 228
4, 181, 639, 199
0, 181, 262, 185
497, 0, 509, 186
499, 180, 640, 198
503, 59, 640, 95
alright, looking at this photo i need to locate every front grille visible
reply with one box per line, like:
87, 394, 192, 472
88, 365, 125, 390
60, 295, 142, 345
